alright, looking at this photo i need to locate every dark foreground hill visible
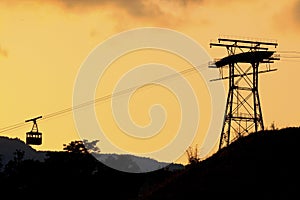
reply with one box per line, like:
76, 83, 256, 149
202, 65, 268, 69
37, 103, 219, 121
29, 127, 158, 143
141, 127, 300, 199
0, 137, 183, 199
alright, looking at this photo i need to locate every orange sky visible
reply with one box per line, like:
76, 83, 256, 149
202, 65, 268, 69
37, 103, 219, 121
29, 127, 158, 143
0, 0, 299, 165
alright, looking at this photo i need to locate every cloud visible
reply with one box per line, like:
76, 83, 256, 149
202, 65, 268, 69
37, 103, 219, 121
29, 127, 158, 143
272, 0, 300, 33
1, 0, 258, 17
293, 0, 300, 23
48, 0, 164, 17
6, 0, 207, 17
49, 0, 208, 29
0, 0, 161, 16
0, 45, 8, 58
0, 0, 232, 25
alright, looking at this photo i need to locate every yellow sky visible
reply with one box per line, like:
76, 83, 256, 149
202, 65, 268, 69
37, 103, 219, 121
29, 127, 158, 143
0, 0, 300, 165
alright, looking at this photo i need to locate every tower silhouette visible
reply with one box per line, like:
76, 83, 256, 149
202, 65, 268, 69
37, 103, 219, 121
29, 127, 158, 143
209, 37, 280, 150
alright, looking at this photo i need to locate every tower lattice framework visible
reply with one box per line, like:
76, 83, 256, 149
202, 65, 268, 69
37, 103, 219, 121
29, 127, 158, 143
209, 38, 280, 150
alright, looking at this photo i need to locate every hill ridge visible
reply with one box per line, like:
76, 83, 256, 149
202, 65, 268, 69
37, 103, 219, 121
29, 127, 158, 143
141, 126, 300, 199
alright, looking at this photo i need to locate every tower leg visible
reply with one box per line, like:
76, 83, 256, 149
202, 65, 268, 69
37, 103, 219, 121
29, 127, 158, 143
253, 62, 264, 131
219, 63, 234, 150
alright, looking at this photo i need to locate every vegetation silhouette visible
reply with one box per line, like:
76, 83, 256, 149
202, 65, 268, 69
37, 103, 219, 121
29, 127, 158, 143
186, 144, 201, 165
0, 126, 299, 199
0, 137, 176, 198
63, 140, 89, 154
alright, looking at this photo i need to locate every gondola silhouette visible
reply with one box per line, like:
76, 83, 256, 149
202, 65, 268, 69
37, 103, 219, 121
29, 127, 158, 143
25, 116, 42, 145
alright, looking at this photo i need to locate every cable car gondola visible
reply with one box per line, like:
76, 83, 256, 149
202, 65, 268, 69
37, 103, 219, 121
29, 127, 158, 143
25, 116, 42, 145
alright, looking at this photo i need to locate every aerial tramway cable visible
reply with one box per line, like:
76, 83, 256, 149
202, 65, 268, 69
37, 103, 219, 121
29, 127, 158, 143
0, 49, 298, 134
0, 63, 209, 134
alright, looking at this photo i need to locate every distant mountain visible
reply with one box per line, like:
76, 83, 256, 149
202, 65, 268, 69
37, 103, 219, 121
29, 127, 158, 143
92, 153, 184, 173
141, 127, 300, 199
0, 136, 184, 173
0, 136, 46, 168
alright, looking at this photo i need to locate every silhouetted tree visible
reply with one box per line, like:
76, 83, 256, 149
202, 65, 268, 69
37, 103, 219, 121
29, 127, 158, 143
186, 145, 201, 165
270, 121, 277, 130
63, 139, 101, 154
60, 140, 103, 176
83, 139, 101, 154
63, 140, 89, 154
4, 149, 25, 175
13, 149, 25, 164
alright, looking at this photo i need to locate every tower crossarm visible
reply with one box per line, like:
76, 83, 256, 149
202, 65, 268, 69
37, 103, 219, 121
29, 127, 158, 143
209, 43, 269, 51
213, 51, 276, 68
217, 38, 278, 47
210, 37, 278, 51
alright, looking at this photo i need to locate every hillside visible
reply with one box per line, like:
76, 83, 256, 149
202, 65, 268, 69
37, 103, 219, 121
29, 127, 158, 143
0, 137, 183, 198
0, 136, 183, 173
141, 127, 300, 199
0, 127, 299, 199
0, 136, 46, 167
